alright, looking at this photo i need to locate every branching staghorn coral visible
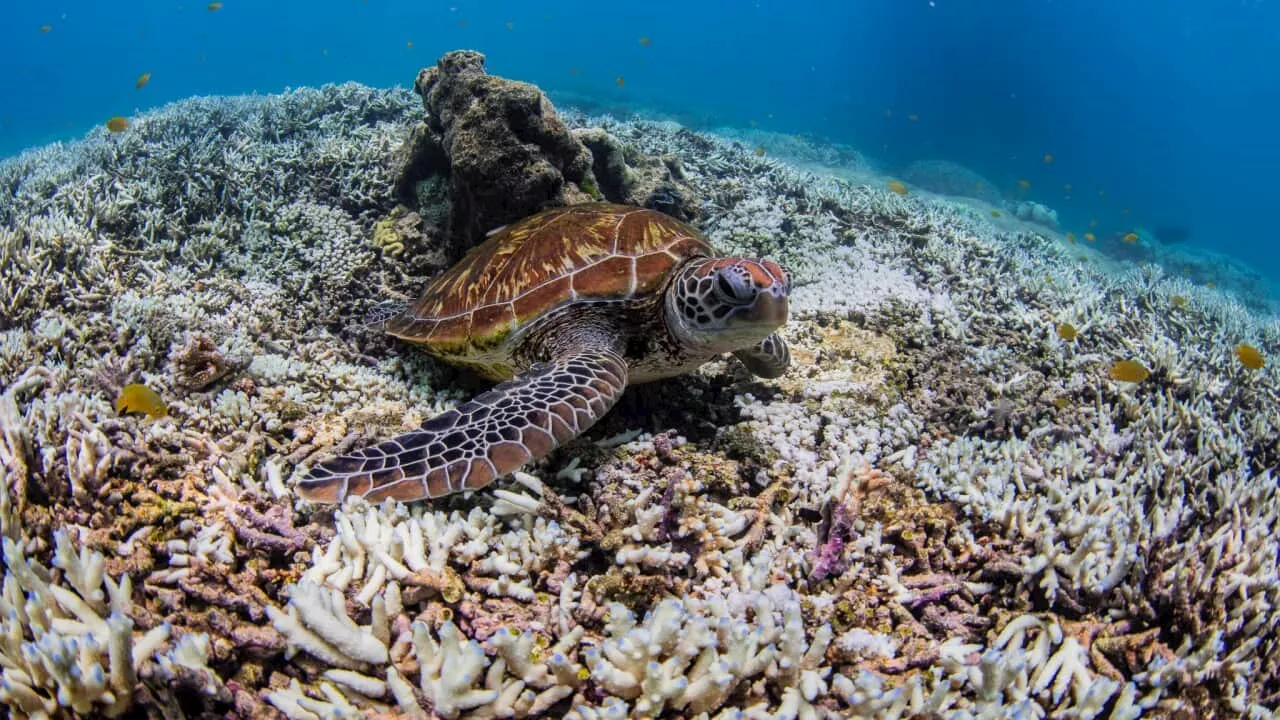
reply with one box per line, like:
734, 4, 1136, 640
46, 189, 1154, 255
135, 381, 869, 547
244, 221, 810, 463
0, 531, 225, 718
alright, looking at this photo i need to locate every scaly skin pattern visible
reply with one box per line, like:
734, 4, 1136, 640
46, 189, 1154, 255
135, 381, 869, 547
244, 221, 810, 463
297, 349, 628, 502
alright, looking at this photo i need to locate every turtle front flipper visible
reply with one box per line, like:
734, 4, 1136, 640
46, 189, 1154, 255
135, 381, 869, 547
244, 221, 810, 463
733, 332, 790, 379
297, 349, 628, 504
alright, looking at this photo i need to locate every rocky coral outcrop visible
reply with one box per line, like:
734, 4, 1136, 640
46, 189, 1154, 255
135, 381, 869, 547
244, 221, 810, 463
397, 50, 597, 255
573, 127, 701, 221
1013, 199, 1060, 229
397, 50, 700, 258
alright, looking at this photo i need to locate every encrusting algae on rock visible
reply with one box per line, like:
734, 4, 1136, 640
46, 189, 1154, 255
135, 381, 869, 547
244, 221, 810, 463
2, 49, 1280, 720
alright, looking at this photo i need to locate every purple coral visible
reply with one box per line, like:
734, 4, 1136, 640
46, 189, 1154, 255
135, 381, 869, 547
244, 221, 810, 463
810, 501, 855, 582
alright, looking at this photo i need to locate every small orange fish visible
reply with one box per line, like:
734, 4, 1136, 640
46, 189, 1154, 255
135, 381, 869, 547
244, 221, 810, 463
1017, 179, 1031, 190
887, 180, 908, 196
1235, 343, 1265, 370
1053, 396, 1071, 409
1171, 294, 1189, 309
106, 116, 129, 133
1109, 359, 1150, 383
1043, 153, 1054, 164
1084, 232, 1096, 242
39, 24, 52, 33
908, 113, 919, 122
1066, 232, 1076, 244
990, 209, 1002, 217
639, 36, 652, 46
616, 76, 625, 87
754, 147, 766, 157
1206, 280, 1216, 289
1057, 323, 1078, 341
207, 1, 222, 10
1122, 232, 1138, 244
115, 383, 168, 419
135, 72, 151, 90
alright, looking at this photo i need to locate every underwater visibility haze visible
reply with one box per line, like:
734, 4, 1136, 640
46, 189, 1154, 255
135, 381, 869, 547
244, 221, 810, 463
1, 1, 1280, 719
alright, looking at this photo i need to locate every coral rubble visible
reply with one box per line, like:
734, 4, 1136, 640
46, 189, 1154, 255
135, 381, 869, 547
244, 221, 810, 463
1, 66, 1279, 720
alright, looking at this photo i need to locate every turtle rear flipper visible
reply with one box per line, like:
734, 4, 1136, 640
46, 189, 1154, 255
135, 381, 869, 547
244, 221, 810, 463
734, 332, 790, 379
297, 348, 628, 503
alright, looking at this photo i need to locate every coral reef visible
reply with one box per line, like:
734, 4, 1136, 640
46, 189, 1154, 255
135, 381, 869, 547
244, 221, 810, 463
901, 159, 1004, 205
2, 70, 1280, 720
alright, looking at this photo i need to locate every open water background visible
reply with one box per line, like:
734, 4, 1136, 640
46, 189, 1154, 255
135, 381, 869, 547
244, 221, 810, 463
3, 0, 1277, 281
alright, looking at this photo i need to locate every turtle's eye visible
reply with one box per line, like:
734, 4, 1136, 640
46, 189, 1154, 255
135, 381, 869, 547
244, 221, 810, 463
713, 269, 753, 305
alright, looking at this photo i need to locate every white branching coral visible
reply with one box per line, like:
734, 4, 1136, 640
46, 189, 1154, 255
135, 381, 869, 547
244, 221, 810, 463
0, 531, 220, 719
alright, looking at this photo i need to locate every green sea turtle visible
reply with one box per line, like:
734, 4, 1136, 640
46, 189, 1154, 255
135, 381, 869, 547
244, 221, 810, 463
298, 203, 791, 503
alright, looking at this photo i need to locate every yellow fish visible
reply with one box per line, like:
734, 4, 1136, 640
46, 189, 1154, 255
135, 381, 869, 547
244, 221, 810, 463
1056, 323, 1078, 341
39, 24, 52, 33
1017, 179, 1031, 190
106, 116, 129, 133
1122, 232, 1138, 244
1084, 232, 1096, 242
116, 383, 168, 419
1109, 359, 1150, 383
505, 21, 514, 30
1043, 153, 1054, 164
1235, 343, 1265, 370
136, 72, 151, 90
207, 1, 223, 10
754, 147, 766, 157
639, 36, 652, 46
887, 180, 908, 196
990, 209, 1001, 217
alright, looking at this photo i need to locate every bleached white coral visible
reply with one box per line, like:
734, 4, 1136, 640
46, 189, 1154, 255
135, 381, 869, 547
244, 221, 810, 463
0, 531, 220, 719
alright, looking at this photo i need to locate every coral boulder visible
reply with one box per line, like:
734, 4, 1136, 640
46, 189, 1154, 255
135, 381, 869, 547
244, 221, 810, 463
397, 50, 702, 258
399, 50, 597, 253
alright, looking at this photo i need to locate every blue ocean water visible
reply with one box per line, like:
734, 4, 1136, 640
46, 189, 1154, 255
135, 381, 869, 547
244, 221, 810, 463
3, 0, 1278, 282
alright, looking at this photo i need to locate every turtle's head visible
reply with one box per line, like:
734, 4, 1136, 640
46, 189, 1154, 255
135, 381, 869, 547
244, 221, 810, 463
666, 257, 790, 352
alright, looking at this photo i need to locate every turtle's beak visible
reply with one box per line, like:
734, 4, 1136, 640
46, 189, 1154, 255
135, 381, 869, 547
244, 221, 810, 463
749, 260, 790, 328
750, 291, 789, 328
